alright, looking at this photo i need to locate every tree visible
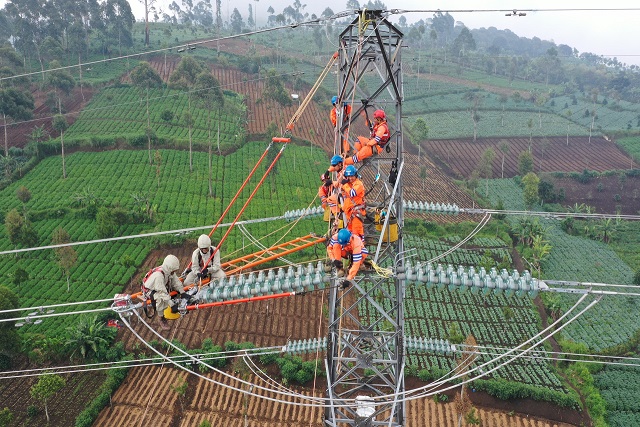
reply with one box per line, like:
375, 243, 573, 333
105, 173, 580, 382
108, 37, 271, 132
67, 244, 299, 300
52, 228, 78, 292
30, 374, 65, 423
16, 185, 31, 217
65, 314, 116, 361
141, 0, 157, 46
130, 61, 163, 164
498, 140, 509, 178
4, 208, 37, 247
0, 407, 13, 427
531, 234, 552, 279
262, 68, 292, 107
0, 286, 20, 370
463, 91, 482, 141
522, 172, 540, 209
194, 72, 224, 196
596, 218, 616, 244
518, 151, 533, 176
230, 8, 244, 34
47, 60, 76, 114
475, 147, 495, 197
527, 117, 534, 148
52, 114, 69, 178
411, 118, 429, 158
451, 26, 475, 65
154, 150, 162, 187
0, 87, 34, 157
169, 57, 205, 173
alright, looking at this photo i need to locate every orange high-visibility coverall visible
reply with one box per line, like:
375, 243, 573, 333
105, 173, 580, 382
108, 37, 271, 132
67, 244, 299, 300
330, 104, 353, 155
345, 120, 390, 165
327, 232, 369, 280
341, 177, 366, 237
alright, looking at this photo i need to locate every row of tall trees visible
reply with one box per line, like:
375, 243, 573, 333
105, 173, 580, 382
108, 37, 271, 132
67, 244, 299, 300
1, 0, 135, 64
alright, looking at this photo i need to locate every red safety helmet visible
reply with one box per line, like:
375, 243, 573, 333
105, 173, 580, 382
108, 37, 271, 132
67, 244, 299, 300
373, 109, 386, 120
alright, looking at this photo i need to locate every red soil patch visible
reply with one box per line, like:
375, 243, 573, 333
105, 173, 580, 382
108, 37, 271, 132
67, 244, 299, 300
424, 136, 633, 179
4, 86, 95, 149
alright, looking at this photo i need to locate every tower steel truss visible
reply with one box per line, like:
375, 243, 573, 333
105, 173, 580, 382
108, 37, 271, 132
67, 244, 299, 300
325, 10, 406, 427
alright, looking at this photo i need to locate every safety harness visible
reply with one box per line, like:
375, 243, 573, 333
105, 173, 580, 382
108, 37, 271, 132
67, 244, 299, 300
141, 266, 166, 318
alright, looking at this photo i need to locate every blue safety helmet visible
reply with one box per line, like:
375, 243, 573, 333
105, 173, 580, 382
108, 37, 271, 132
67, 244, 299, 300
337, 228, 352, 245
344, 165, 357, 177
331, 96, 338, 105
330, 155, 344, 166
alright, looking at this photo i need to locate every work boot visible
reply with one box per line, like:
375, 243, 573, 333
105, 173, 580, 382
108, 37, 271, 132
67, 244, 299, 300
158, 316, 170, 331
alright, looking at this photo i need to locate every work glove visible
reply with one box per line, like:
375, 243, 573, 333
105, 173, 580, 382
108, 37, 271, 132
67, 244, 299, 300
341, 279, 354, 289
333, 260, 343, 270
201, 267, 208, 276
341, 178, 348, 185
322, 170, 330, 181
181, 293, 193, 302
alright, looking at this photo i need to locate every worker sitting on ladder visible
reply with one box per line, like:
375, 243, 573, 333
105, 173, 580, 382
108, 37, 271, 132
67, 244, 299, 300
330, 96, 352, 156
142, 254, 189, 330
341, 165, 366, 239
327, 228, 369, 286
345, 109, 390, 165
184, 234, 226, 287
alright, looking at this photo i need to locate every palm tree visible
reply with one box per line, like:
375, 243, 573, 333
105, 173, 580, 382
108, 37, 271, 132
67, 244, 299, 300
596, 218, 616, 243
65, 314, 115, 361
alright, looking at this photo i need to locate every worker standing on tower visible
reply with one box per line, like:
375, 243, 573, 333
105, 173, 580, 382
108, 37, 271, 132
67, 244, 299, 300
330, 96, 353, 155
341, 165, 366, 239
345, 109, 390, 165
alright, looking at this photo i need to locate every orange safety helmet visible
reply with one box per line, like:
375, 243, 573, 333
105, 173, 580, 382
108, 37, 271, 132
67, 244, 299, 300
373, 109, 386, 120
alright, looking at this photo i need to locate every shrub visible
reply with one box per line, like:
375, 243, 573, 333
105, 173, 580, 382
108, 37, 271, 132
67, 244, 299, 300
259, 352, 278, 365
27, 405, 39, 417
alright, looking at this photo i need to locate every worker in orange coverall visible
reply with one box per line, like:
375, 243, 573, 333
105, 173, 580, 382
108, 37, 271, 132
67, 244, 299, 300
345, 109, 390, 165
330, 96, 353, 155
327, 228, 369, 287
340, 165, 366, 239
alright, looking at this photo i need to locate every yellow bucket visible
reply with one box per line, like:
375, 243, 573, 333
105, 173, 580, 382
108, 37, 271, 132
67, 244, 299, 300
375, 214, 398, 243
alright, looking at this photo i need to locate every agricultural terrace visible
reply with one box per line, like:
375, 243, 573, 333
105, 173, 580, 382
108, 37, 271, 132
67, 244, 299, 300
95, 366, 575, 427
63, 86, 247, 151
0, 146, 328, 338
130, 54, 331, 149
423, 136, 632, 179
594, 361, 640, 426
483, 179, 637, 352
358, 232, 569, 398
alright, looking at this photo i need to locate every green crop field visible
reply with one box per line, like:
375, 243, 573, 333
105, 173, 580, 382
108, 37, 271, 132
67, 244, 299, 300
483, 178, 638, 352
407, 110, 588, 139
594, 362, 640, 426
63, 86, 247, 149
0, 145, 327, 337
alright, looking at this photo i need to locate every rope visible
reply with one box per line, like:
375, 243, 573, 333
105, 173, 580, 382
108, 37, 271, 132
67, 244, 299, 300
286, 52, 339, 132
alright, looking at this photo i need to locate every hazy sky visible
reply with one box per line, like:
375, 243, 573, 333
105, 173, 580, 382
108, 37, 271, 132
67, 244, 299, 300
145, 0, 640, 66
2, 0, 639, 65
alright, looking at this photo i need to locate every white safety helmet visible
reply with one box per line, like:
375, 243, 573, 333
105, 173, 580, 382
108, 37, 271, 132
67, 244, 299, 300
162, 254, 180, 272
197, 234, 211, 249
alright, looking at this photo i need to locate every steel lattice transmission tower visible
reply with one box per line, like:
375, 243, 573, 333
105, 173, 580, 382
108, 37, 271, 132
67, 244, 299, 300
325, 10, 406, 427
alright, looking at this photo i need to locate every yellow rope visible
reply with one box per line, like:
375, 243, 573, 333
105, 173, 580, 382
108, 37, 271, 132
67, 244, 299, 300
370, 260, 394, 278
